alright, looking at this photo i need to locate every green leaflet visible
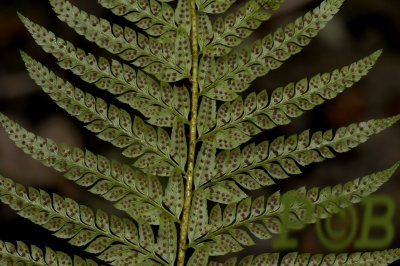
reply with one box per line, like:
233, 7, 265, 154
203, 0, 284, 56
196, 0, 236, 14
209, 249, 400, 266
174, 0, 192, 34
204, 180, 247, 204
138, 222, 155, 253
207, 234, 243, 256
171, 120, 188, 169
49, 0, 191, 82
201, 0, 346, 100
98, 0, 191, 36
198, 13, 213, 51
279, 250, 400, 266
163, 169, 185, 217
194, 141, 217, 188
18, 13, 189, 127
208, 204, 223, 231
0, 175, 164, 265
0, 113, 177, 224
187, 246, 209, 266
200, 50, 382, 148
188, 190, 208, 242
197, 96, 217, 137
0, 240, 97, 266
155, 214, 178, 264
204, 115, 400, 195
208, 257, 237, 266
188, 163, 400, 254
97, 0, 179, 36
21, 52, 182, 175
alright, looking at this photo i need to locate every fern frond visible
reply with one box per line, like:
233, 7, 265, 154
196, 0, 237, 14
0, 175, 167, 265
188, 162, 399, 255
203, 0, 284, 56
18, 14, 189, 127
2, 0, 399, 264
0, 240, 97, 266
204, 115, 400, 194
202, 0, 346, 100
21, 52, 183, 176
0, 113, 179, 224
208, 249, 400, 265
49, 0, 191, 82
97, 0, 181, 36
200, 50, 381, 149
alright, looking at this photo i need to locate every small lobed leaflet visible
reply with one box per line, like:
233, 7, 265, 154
97, 0, 180, 36
187, 163, 400, 256
0, 113, 179, 225
20, 51, 186, 176
203, 0, 284, 57
201, 0, 346, 100
195, 115, 400, 204
0, 240, 98, 266
199, 50, 382, 149
196, 0, 237, 14
49, 0, 192, 82
98, 0, 193, 36
208, 249, 400, 266
0, 175, 167, 265
18, 13, 190, 127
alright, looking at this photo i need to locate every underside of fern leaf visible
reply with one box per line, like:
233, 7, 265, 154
0, 0, 399, 265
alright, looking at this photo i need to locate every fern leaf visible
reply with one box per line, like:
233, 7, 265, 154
196, 0, 237, 14
97, 0, 179, 36
188, 163, 400, 254
204, 0, 284, 57
209, 249, 400, 265
200, 50, 381, 148
49, 0, 191, 82
18, 14, 189, 126
202, 0, 346, 100
0, 113, 179, 224
0, 176, 166, 265
0, 240, 97, 266
21, 52, 182, 175
205, 115, 400, 193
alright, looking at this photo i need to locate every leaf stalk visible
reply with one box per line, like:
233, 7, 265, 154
177, 0, 200, 265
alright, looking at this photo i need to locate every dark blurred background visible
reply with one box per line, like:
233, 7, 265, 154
0, 0, 399, 263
